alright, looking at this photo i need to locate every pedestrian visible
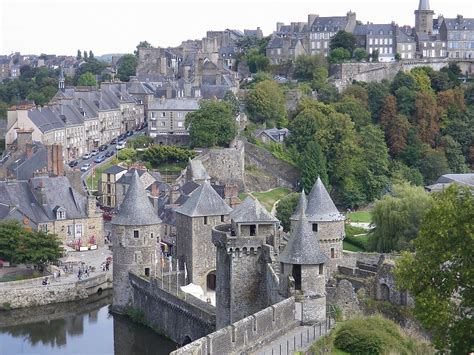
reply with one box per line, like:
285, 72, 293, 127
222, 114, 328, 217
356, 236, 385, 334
42, 277, 48, 285
105, 262, 109, 271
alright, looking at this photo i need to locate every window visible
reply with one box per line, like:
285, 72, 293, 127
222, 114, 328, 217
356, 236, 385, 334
319, 264, 324, 275
145, 268, 150, 276
56, 210, 66, 220
160, 112, 166, 118
312, 223, 318, 232
331, 248, 335, 258
292, 264, 302, 290
134, 230, 139, 238
177, 122, 183, 128
177, 112, 183, 118
151, 112, 156, 119
203, 216, 208, 225
150, 233, 154, 238
221, 215, 225, 222
249, 224, 256, 236
369, 38, 373, 45
67, 225, 74, 236
75, 224, 82, 236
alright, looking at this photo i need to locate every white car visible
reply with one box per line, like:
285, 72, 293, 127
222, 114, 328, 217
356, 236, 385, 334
82, 153, 91, 160
90, 149, 99, 156
80, 163, 92, 172
116, 141, 126, 150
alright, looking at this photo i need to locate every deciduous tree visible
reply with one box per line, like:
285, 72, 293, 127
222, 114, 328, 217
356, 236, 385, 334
395, 185, 474, 354
299, 140, 329, 192
246, 80, 286, 127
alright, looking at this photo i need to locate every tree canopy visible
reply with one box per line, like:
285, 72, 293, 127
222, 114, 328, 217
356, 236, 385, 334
77, 72, 97, 86
246, 80, 286, 127
329, 31, 357, 54
275, 193, 300, 232
0, 220, 63, 265
395, 185, 474, 353
117, 54, 138, 82
186, 100, 237, 147
369, 183, 433, 252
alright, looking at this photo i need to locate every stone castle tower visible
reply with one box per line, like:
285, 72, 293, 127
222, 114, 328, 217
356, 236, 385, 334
175, 180, 232, 291
279, 208, 328, 324
213, 196, 280, 329
292, 178, 345, 276
415, 0, 434, 34
112, 171, 162, 313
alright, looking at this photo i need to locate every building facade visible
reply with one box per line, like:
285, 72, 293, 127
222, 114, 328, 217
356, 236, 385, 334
147, 98, 199, 137
440, 15, 474, 59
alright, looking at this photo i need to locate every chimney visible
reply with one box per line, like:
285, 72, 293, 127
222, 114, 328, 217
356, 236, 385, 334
16, 128, 33, 151
87, 193, 97, 217
457, 14, 463, 23
160, 95, 165, 104
26, 144, 33, 158
166, 86, 172, 99
151, 182, 159, 197
169, 185, 180, 204
276, 22, 283, 32
35, 180, 46, 205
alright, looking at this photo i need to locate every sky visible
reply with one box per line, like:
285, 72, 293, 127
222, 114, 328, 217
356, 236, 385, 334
0, 0, 473, 56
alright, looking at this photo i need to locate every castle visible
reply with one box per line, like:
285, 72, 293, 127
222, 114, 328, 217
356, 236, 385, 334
111, 175, 345, 352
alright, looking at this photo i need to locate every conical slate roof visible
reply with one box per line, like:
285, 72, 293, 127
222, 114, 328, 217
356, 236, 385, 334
175, 180, 232, 217
230, 196, 278, 223
112, 171, 162, 226
290, 190, 307, 221
306, 177, 344, 222
418, 0, 430, 10
279, 208, 327, 265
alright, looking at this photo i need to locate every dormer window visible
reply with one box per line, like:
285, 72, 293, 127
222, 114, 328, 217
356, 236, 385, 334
54, 206, 66, 220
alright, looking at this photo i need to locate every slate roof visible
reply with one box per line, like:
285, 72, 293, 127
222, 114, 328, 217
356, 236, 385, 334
254, 128, 289, 143
306, 177, 344, 222
267, 37, 284, 49
0, 177, 87, 224
279, 209, 327, 265
353, 25, 368, 36
396, 28, 415, 43
230, 196, 278, 224
366, 24, 395, 36
418, 0, 430, 11
7, 144, 48, 180
310, 16, 348, 32
116, 168, 147, 185
104, 165, 127, 175
291, 190, 307, 221
175, 180, 232, 217
179, 181, 200, 196
436, 173, 474, 187
148, 98, 199, 111
443, 17, 474, 31
112, 171, 162, 226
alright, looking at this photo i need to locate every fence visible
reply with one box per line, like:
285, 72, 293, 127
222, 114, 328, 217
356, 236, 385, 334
254, 318, 335, 355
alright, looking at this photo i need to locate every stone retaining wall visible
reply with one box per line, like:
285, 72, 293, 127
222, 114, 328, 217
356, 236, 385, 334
171, 297, 296, 355
0, 272, 112, 309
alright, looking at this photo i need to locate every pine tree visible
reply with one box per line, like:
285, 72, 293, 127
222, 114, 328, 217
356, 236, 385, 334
76, 49, 82, 60
83, 50, 88, 60
89, 50, 94, 59
299, 140, 329, 192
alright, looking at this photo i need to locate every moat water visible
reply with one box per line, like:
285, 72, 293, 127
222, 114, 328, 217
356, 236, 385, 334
0, 291, 177, 355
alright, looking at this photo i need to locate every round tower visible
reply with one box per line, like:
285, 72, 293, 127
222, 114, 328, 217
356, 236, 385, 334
279, 208, 328, 324
111, 171, 162, 313
302, 177, 345, 277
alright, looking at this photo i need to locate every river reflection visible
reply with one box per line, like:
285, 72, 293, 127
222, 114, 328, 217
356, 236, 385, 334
0, 291, 177, 355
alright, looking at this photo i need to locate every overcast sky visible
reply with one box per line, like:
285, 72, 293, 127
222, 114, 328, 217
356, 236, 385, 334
0, 0, 472, 56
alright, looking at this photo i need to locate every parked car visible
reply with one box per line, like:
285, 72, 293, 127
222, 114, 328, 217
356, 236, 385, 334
110, 138, 117, 144
126, 130, 133, 137
118, 134, 126, 140
116, 141, 126, 150
80, 163, 92, 171
99, 144, 108, 152
105, 150, 115, 157
68, 160, 78, 167
90, 149, 99, 156
94, 155, 106, 163
82, 153, 91, 160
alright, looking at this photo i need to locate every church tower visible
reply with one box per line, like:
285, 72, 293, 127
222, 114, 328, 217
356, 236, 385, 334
111, 171, 162, 313
279, 208, 327, 324
415, 0, 434, 34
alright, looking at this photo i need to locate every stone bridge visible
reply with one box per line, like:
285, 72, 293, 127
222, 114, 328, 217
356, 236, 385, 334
129, 272, 216, 346
331, 58, 474, 91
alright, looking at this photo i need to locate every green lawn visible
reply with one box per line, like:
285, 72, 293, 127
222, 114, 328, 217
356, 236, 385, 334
241, 188, 292, 211
85, 159, 118, 191
343, 241, 364, 252
346, 211, 373, 223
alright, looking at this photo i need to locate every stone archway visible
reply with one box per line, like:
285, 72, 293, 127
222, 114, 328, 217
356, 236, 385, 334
380, 283, 390, 301
206, 271, 216, 291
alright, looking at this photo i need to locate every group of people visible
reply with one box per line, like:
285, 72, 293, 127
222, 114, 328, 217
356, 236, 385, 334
100, 259, 111, 271
77, 264, 93, 280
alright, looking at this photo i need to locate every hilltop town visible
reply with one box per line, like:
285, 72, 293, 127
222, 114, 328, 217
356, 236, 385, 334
0, 0, 473, 354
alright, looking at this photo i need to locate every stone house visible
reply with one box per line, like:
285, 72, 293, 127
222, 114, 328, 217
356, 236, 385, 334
266, 37, 307, 65
354, 23, 396, 62
0, 176, 104, 245
413, 0, 448, 58
395, 27, 416, 59
115, 168, 162, 208
425, 173, 474, 193
253, 128, 289, 144
147, 97, 199, 138
440, 15, 474, 59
